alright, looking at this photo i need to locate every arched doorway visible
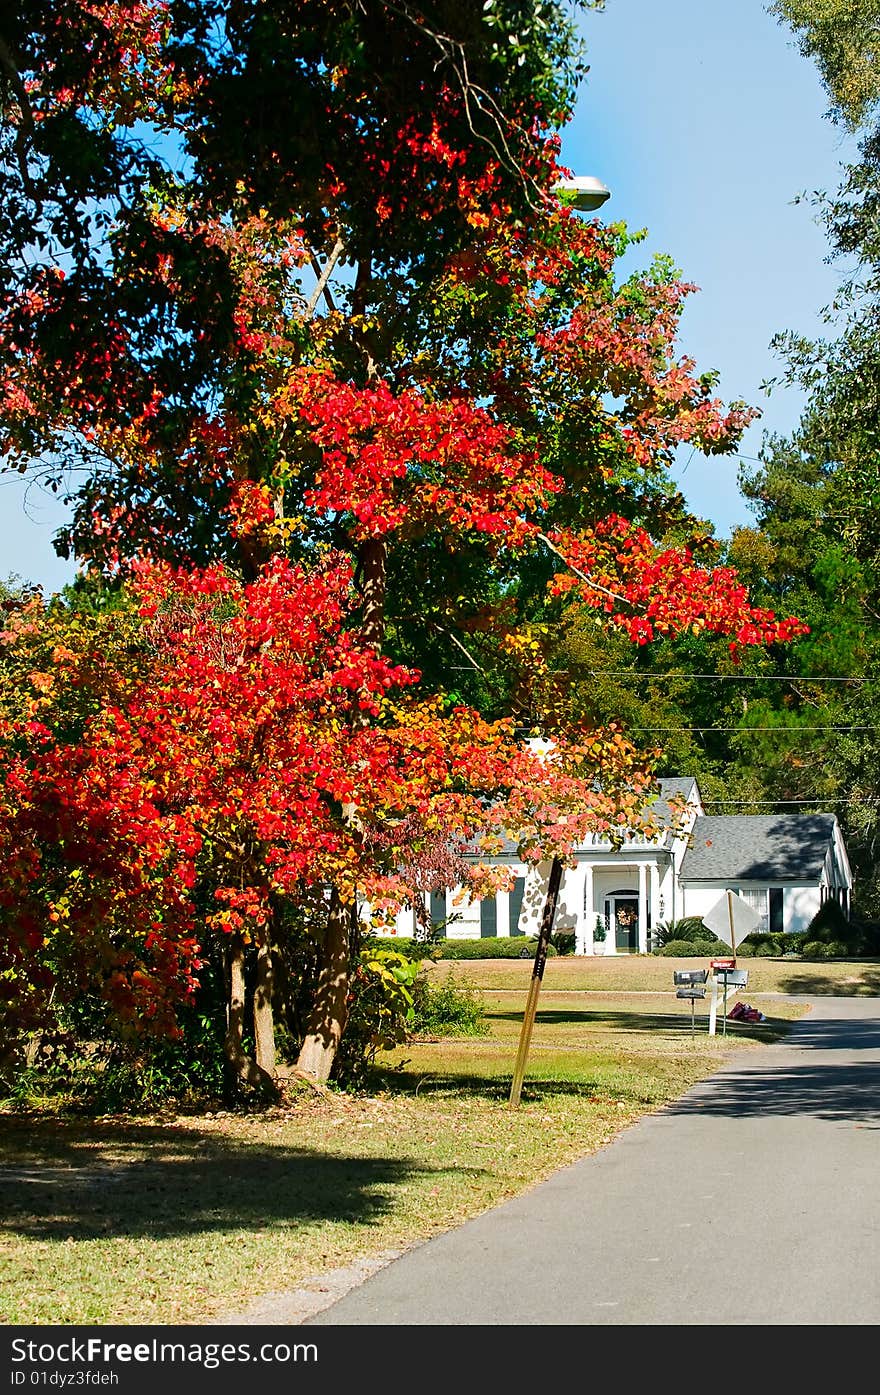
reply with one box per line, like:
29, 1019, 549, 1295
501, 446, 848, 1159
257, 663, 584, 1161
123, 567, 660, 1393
604, 891, 639, 954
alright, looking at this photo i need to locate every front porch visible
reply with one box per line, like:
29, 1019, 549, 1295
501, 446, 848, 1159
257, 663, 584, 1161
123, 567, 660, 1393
567, 858, 666, 955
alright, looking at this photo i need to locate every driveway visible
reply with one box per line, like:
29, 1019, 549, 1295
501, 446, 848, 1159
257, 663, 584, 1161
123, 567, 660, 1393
305, 995, 880, 1325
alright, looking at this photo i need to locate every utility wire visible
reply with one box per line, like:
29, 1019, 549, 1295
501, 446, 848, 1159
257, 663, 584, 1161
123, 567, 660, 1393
555, 670, 872, 683
630, 724, 879, 734
703, 796, 880, 806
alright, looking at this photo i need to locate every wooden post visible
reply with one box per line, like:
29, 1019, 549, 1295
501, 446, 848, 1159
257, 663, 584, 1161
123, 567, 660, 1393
509, 857, 564, 1107
724, 890, 738, 1037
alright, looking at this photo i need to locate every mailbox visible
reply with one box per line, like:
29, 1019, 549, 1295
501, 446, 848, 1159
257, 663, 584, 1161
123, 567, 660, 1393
720, 969, 748, 988
676, 987, 706, 1000
673, 969, 708, 985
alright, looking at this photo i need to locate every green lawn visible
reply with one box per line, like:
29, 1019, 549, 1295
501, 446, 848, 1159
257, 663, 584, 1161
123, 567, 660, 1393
0, 957, 842, 1325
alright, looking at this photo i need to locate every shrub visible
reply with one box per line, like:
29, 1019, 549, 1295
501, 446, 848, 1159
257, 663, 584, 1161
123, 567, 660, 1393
803, 899, 868, 955
854, 921, 880, 954
654, 917, 712, 947
424, 936, 557, 960
737, 930, 807, 958
805, 898, 851, 941
738, 932, 781, 957
802, 938, 851, 960
656, 938, 731, 958
408, 979, 488, 1038
333, 943, 422, 1087
551, 931, 577, 956
0, 1002, 229, 1114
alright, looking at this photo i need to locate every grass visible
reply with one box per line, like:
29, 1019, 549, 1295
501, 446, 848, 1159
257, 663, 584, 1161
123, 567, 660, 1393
427, 953, 880, 996
0, 954, 848, 1326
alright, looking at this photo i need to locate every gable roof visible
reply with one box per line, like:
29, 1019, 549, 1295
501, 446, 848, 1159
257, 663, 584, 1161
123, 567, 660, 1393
680, 814, 838, 882
462, 776, 702, 859
649, 776, 702, 829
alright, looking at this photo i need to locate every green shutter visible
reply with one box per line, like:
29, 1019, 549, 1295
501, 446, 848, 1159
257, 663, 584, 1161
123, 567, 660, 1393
509, 877, 526, 935
480, 897, 497, 938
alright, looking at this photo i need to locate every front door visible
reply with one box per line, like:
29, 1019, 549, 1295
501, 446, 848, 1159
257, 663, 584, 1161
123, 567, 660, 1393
611, 896, 639, 953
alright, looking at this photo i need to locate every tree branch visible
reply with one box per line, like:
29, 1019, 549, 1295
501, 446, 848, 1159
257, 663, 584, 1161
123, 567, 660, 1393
0, 32, 41, 207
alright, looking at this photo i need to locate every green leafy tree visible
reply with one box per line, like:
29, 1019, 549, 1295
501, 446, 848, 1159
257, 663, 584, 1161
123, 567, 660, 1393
770, 0, 880, 128
0, 2, 802, 1087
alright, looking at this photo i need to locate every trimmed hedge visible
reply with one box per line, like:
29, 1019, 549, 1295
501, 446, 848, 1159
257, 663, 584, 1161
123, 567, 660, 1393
737, 931, 806, 957
386, 936, 556, 960
802, 939, 852, 960
655, 938, 731, 958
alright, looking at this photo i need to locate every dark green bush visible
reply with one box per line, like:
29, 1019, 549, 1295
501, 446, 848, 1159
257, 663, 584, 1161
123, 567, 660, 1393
408, 978, 489, 1037
656, 938, 731, 958
737, 930, 807, 957
802, 899, 870, 955
805, 898, 851, 940
654, 917, 712, 947
0, 1003, 229, 1115
801, 938, 852, 960
737, 932, 781, 957
854, 921, 880, 954
551, 931, 577, 956
426, 936, 557, 959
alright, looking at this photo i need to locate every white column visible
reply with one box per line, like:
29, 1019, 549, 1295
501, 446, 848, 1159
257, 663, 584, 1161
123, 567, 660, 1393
497, 887, 511, 938
577, 863, 595, 955
637, 862, 648, 954
649, 861, 660, 952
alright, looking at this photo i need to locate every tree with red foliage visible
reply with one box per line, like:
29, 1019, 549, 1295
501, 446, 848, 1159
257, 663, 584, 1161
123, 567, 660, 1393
0, 4, 806, 1082
1, 546, 661, 1088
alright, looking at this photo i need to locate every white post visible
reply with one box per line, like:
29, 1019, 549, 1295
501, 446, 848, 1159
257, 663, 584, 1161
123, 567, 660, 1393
497, 887, 511, 938
578, 863, 595, 955
708, 973, 719, 1036
637, 862, 649, 954
649, 860, 660, 953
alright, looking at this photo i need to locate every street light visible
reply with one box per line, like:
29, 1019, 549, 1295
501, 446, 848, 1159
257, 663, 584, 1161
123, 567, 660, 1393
555, 175, 611, 211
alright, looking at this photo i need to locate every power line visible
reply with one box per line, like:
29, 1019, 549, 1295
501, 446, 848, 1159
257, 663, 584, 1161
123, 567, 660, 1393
456, 667, 873, 684
703, 796, 880, 806
568, 671, 871, 683
631, 724, 879, 734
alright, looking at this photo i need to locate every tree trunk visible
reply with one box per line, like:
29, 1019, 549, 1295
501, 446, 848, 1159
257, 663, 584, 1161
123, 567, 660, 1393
224, 931, 277, 1095
360, 536, 387, 651
296, 889, 351, 1080
253, 924, 276, 1077
296, 534, 387, 1082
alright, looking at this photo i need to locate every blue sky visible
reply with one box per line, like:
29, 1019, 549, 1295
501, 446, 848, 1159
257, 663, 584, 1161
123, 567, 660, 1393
564, 0, 858, 533
0, 0, 858, 593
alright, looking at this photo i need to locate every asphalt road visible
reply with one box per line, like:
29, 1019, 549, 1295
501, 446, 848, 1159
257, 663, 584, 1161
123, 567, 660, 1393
306, 996, 880, 1325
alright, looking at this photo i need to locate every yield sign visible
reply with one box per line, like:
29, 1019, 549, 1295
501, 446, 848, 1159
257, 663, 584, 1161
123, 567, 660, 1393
701, 889, 762, 950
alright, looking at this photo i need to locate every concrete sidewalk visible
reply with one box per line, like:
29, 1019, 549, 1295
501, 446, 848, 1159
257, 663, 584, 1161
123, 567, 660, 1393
306, 996, 880, 1325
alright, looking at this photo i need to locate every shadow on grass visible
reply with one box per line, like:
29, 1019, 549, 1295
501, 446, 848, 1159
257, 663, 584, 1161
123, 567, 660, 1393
488, 1007, 679, 1030
371, 1071, 608, 1103
777, 970, 880, 996
486, 1007, 787, 1041
0, 1118, 466, 1242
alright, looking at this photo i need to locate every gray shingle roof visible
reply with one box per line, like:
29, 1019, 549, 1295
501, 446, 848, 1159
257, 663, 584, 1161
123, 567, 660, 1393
648, 776, 701, 829
680, 814, 837, 882
463, 776, 701, 858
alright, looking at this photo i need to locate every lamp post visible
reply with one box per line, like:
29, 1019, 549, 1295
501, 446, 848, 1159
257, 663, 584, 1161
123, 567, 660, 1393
555, 175, 611, 212
508, 171, 611, 1108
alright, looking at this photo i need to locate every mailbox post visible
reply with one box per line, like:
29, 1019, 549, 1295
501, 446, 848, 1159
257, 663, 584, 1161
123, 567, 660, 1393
708, 962, 749, 1036
673, 968, 708, 1034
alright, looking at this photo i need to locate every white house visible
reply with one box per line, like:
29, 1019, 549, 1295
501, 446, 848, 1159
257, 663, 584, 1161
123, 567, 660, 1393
386, 776, 854, 954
